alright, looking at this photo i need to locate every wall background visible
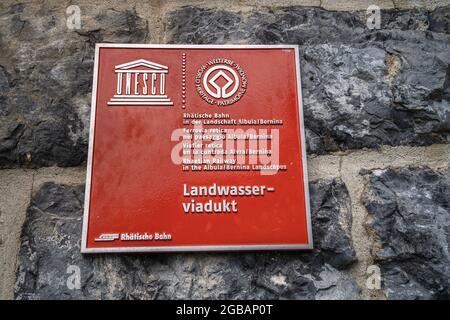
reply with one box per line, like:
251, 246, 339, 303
0, 0, 449, 299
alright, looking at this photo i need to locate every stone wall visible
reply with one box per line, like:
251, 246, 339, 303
0, 0, 449, 300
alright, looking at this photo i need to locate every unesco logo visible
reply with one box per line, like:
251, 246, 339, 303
195, 58, 247, 106
107, 59, 173, 106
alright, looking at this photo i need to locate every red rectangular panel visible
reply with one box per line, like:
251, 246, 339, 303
81, 44, 312, 253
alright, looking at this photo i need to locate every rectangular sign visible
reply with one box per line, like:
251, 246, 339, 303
81, 44, 312, 253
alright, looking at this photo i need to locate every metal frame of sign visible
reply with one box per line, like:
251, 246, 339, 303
81, 44, 313, 253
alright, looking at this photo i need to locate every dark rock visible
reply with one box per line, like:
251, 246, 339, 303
429, 6, 450, 34
2, 4, 449, 164
381, 9, 430, 31
166, 7, 368, 46
0, 3, 147, 168
363, 167, 450, 299
15, 179, 359, 300
166, 6, 450, 154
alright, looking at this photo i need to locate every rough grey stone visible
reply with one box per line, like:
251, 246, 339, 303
0, 3, 147, 168
166, 7, 450, 154
15, 179, 359, 300
363, 167, 450, 299
426, 6, 450, 34
1, 5, 449, 166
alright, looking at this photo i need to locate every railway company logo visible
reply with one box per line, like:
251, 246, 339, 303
94, 233, 120, 242
195, 58, 247, 106
108, 59, 173, 106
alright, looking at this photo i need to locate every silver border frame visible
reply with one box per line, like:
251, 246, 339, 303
81, 44, 313, 253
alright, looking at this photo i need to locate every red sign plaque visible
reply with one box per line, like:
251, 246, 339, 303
81, 44, 312, 253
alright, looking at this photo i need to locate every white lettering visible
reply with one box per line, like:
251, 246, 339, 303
125, 72, 131, 95
134, 72, 139, 95
143, 73, 148, 95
